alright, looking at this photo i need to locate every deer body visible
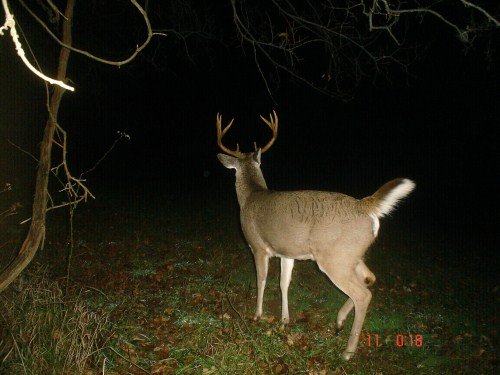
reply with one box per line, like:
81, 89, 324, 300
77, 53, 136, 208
216, 113, 415, 360
241, 190, 373, 259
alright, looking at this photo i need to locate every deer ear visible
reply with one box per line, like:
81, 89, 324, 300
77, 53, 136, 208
253, 148, 262, 165
217, 153, 238, 169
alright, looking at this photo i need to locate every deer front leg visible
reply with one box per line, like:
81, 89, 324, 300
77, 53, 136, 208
280, 258, 294, 324
253, 252, 269, 320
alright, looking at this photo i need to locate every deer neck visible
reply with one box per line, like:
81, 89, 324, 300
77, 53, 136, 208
235, 168, 268, 207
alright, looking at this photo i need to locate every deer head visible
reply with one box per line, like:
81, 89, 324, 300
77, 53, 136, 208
216, 111, 278, 206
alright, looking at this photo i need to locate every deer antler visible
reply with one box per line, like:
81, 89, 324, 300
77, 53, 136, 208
216, 113, 243, 157
257, 110, 278, 153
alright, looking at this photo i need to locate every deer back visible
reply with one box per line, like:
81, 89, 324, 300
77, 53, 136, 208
240, 189, 374, 260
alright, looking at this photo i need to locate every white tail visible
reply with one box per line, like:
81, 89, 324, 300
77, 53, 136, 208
362, 178, 416, 218
216, 112, 415, 360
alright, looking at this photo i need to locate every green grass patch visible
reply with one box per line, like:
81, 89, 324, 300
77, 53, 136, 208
2, 186, 496, 374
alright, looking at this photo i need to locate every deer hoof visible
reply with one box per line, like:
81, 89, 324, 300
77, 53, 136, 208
342, 351, 354, 361
334, 321, 344, 333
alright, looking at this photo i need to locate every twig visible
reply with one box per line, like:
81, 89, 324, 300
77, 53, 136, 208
378, 0, 464, 39
1, 343, 14, 362
83, 131, 130, 176
83, 285, 109, 300
45, 0, 67, 21
18, 0, 165, 67
10, 331, 27, 375
460, 0, 499, 26
54, 123, 95, 201
7, 140, 39, 162
106, 346, 149, 374
229, 0, 498, 100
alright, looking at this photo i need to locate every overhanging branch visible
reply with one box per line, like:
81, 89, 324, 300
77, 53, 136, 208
18, 0, 165, 67
230, 0, 499, 99
0, 0, 74, 90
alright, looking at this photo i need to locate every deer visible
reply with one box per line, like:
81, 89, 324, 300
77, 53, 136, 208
216, 111, 415, 360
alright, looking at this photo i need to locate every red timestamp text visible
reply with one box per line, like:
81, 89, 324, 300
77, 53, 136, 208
365, 333, 424, 348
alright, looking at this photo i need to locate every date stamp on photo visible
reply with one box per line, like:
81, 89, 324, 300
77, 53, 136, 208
365, 333, 424, 348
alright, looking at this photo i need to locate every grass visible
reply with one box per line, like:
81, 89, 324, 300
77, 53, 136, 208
0, 181, 497, 374
0, 269, 111, 374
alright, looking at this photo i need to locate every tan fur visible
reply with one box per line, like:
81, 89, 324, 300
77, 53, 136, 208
218, 151, 414, 360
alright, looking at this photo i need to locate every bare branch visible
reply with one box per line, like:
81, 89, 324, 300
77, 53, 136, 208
377, 0, 464, 41
460, 0, 499, 27
229, 0, 499, 99
54, 123, 95, 202
18, 0, 165, 67
0, 0, 74, 90
82, 131, 130, 176
7, 140, 39, 163
45, 0, 67, 21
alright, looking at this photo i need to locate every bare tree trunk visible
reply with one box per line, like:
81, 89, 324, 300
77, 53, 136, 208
0, 0, 76, 292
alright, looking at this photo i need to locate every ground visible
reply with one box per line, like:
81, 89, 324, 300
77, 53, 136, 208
0, 179, 497, 374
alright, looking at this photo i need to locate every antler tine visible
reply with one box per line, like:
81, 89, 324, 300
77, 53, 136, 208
216, 113, 242, 157
258, 110, 278, 153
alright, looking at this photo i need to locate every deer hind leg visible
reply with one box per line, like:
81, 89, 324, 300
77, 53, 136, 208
337, 261, 376, 330
317, 260, 372, 361
280, 258, 294, 324
253, 251, 269, 320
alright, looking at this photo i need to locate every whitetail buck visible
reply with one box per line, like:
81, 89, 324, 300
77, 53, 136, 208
216, 111, 415, 360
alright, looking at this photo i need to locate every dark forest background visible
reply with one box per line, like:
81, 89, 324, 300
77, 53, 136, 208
1, 0, 498, 268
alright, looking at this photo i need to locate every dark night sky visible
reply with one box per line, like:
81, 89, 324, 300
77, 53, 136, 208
0, 2, 498, 265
